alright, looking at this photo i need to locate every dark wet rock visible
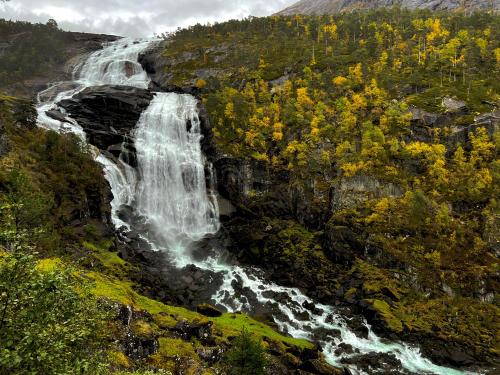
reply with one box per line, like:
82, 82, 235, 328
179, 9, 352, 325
300, 359, 343, 374
340, 352, 404, 374
123, 333, 158, 361
45, 109, 70, 123
58, 85, 154, 151
421, 339, 477, 367
197, 303, 223, 317
302, 300, 324, 315
287, 345, 321, 364
334, 343, 355, 356
344, 316, 369, 339
173, 319, 214, 345
114, 305, 159, 361
118, 236, 225, 309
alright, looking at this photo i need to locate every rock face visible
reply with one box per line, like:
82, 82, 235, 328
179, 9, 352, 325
276, 0, 499, 15
58, 85, 154, 155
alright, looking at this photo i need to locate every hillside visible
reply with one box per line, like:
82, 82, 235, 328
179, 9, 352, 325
142, 7, 500, 370
0, 19, 118, 98
277, 0, 499, 15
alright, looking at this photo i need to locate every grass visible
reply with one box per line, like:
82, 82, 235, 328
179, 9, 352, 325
87, 268, 313, 349
212, 313, 313, 349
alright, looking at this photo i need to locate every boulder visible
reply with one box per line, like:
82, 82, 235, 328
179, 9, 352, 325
58, 85, 154, 151
448, 110, 499, 148
442, 97, 468, 114
409, 106, 439, 126
197, 303, 223, 317
300, 359, 343, 374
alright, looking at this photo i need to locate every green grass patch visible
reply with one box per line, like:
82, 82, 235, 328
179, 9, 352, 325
212, 313, 314, 349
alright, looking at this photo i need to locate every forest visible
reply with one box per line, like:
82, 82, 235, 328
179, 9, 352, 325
0, 19, 71, 87
162, 7, 499, 362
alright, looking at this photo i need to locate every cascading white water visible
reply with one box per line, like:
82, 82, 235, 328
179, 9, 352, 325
36, 38, 152, 221
97, 154, 137, 229
35, 37, 472, 375
78, 39, 151, 88
133, 93, 219, 260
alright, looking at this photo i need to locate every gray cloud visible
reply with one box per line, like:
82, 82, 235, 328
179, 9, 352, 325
0, 0, 297, 37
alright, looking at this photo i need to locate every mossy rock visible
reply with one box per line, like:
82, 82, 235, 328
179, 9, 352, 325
131, 320, 155, 339
108, 350, 131, 369
365, 299, 403, 333
148, 337, 200, 371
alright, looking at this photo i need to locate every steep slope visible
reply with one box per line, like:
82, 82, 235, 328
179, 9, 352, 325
277, 0, 499, 15
140, 9, 499, 371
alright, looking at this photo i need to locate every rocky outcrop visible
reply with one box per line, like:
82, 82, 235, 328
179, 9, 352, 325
276, 0, 499, 15
448, 110, 500, 148
58, 85, 154, 157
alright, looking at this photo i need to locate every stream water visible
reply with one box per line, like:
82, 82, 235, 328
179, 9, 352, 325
35, 38, 472, 375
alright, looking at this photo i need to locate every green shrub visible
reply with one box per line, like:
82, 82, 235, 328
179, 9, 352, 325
0, 249, 110, 374
224, 327, 267, 375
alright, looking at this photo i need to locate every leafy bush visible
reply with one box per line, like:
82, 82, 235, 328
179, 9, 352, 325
0, 249, 110, 374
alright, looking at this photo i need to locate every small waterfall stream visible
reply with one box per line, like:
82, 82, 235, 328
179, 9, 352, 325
35, 38, 470, 375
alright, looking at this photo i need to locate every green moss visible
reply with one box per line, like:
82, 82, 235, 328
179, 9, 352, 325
131, 320, 155, 339
344, 287, 357, 300
354, 259, 404, 301
157, 337, 198, 358
87, 270, 312, 350
36, 257, 62, 272
83, 241, 129, 278
212, 313, 314, 349
366, 299, 403, 333
88, 271, 137, 306
394, 297, 499, 357
108, 350, 131, 369
148, 337, 199, 371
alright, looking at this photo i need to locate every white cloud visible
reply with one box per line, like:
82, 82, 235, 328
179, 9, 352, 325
0, 0, 297, 37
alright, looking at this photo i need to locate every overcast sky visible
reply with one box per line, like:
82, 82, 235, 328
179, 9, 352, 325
0, 0, 297, 37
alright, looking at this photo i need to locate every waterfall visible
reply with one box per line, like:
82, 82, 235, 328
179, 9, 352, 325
133, 93, 219, 262
78, 39, 151, 88
34, 38, 470, 375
